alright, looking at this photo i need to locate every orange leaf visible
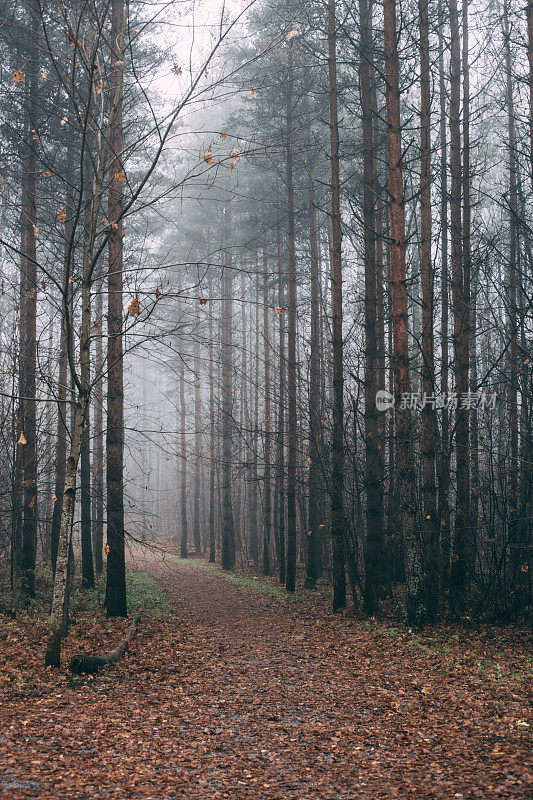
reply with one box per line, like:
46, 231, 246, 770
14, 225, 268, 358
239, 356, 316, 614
128, 296, 141, 316
18, 432, 27, 445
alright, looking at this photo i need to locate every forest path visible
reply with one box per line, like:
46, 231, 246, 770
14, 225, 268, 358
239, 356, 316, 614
135, 552, 531, 800
1, 553, 530, 800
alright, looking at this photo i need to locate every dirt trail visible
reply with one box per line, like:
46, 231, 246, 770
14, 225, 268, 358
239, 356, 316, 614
1, 554, 531, 799
139, 555, 531, 800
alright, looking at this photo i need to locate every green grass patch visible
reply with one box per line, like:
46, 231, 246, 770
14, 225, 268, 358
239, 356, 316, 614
167, 554, 329, 603
126, 567, 172, 618
173, 556, 294, 600
1, 563, 171, 626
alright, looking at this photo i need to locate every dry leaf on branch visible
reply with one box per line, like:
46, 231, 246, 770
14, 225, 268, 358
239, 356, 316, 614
128, 297, 141, 316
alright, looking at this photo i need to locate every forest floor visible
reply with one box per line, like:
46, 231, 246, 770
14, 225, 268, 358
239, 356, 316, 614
0, 551, 531, 800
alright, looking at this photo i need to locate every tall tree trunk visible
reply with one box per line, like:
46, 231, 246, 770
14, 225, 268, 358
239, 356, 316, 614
360, 0, 385, 614
105, 0, 128, 618
285, 40, 298, 593
50, 329, 67, 574
462, 0, 476, 559
208, 276, 216, 563
526, 0, 533, 180
464, 0, 479, 573
419, 0, 439, 620
45, 399, 87, 666
240, 272, 249, 559
42, 311, 55, 563
518, 242, 532, 603
249, 294, 260, 565
221, 196, 236, 570
449, 0, 470, 611
305, 143, 321, 589
374, 116, 387, 588
179, 292, 188, 558
383, 0, 422, 622
51, 181, 73, 574
263, 252, 272, 575
80, 180, 94, 589
193, 320, 202, 554
92, 288, 104, 575
328, 0, 346, 610
384, 203, 401, 580
276, 232, 286, 583
437, 0, 451, 582
503, 0, 520, 586
18, 0, 40, 600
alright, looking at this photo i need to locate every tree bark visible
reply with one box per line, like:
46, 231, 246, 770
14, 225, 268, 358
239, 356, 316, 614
81, 177, 94, 589
70, 615, 140, 674
18, 0, 40, 600
221, 195, 236, 570
503, 0, 520, 585
449, 0, 470, 611
45, 400, 87, 667
92, 288, 104, 575
193, 317, 202, 555
263, 250, 272, 575
383, 0, 422, 622
276, 231, 286, 584
249, 293, 260, 565
208, 275, 216, 563
360, 0, 385, 614
328, 0, 346, 611
305, 141, 321, 590
437, 0, 451, 582
526, 0, 533, 180
285, 39, 298, 593
179, 292, 188, 558
51, 193, 73, 574
105, 0, 128, 617
420, 0, 439, 621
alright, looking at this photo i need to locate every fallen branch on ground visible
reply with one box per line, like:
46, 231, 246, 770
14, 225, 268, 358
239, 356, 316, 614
69, 615, 141, 674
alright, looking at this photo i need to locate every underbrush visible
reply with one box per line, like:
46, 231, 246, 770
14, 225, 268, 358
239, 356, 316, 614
0, 561, 175, 692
